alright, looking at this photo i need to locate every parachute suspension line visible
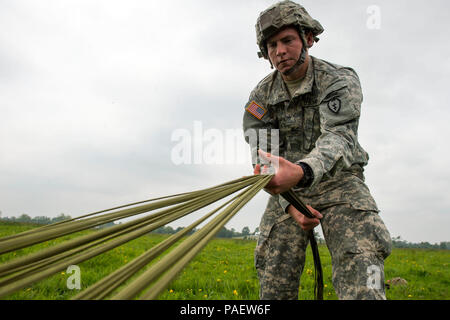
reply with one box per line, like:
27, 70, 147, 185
280, 189, 324, 300
0, 175, 273, 299
0, 175, 323, 300
72, 189, 248, 300
0, 176, 260, 279
112, 174, 273, 300
141, 175, 273, 300
0, 181, 249, 295
0, 174, 259, 245
0, 175, 261, 254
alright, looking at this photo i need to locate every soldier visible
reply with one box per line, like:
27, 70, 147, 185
243, 1, 392, 300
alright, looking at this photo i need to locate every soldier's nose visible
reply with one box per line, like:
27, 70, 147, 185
276, 43, 287, 56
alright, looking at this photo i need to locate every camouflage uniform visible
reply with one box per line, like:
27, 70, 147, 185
243, 51, 392, 298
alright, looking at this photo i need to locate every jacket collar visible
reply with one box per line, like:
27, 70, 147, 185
267, 56, 314, 106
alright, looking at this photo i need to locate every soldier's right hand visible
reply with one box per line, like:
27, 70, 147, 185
253, 150, 304, 195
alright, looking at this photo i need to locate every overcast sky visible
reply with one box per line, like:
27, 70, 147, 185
1, 0, 449, 244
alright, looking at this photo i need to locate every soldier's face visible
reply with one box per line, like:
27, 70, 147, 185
266, 27, 303, 75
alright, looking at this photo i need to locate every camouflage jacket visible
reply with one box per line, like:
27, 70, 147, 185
243, 56, 379, 229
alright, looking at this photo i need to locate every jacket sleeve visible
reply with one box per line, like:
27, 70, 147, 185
299, 70, 367, 188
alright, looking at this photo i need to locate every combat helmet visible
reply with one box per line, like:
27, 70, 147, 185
255, 1, 324, 62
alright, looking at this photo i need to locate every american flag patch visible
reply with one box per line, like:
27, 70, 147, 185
246, 101, 267, 120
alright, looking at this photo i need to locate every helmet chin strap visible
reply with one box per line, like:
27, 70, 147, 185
282, 47, 307, 76
280, 28, 309, 76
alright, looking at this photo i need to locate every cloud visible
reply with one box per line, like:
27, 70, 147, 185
0, 0, 448, 243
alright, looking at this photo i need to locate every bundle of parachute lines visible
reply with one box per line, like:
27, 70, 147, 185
0, 174, 323, 300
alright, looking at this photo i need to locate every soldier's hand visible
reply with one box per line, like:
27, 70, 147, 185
288, 204, 323, 231
254, 149, 304, 195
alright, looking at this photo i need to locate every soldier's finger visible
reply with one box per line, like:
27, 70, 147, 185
258, 149, 271, 161
300, 214, 320, 226
301, 219, 320, 231
307, 205, 323, 219
258, 149, 280, 170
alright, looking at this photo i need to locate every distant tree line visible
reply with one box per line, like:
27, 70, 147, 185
152, 225, 256, 238
0, 213, 72, 225
0, 214, 448, 249
391, 236, 450, 250
151, 225, 197, 236
0, 214, 258, 238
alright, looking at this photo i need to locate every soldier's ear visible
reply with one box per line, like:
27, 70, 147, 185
305, 31, 314, 48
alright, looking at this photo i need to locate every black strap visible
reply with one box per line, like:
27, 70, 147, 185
281, 189, 324, 300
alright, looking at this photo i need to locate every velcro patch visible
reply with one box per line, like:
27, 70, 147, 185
327, 98, 341, 113
246, 101, 267, 120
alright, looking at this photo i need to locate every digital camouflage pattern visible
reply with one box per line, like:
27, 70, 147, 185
243, 56, 392, 299
244, 56, 371, 191
255, 196, 391, 299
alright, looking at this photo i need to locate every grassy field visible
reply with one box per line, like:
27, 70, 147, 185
0, 221, 448, 300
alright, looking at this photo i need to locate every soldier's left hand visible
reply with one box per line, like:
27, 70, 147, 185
253, 149, 304, 195
288, 204, 323, 231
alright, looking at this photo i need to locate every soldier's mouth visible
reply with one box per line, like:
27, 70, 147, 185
278, 59, 293, 67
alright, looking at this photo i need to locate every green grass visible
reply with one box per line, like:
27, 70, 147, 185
0, 222, 448, 300
384, 248, 449, 300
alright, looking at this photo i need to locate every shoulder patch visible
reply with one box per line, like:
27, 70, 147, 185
246, 101, 267, 120
327, 98, 341, 113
